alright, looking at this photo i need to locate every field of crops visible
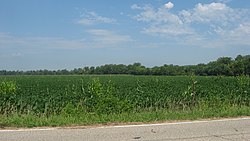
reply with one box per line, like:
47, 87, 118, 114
0, 75, 249, 117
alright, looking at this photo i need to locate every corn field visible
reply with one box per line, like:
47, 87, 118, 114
0, 75, 249, 116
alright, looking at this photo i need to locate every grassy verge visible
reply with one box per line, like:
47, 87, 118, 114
1, 106, 249, 128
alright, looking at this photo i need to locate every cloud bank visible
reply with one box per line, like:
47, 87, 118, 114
0, 30, 132, 51
131, 2, 250, 47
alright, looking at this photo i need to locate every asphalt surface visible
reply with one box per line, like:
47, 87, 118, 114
0, 118, 250, 141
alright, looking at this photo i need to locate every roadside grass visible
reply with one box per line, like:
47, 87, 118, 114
0, 106, 249, 128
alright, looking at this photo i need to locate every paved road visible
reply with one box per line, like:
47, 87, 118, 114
0, 118, 250, 141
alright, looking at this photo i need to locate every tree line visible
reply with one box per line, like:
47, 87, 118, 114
1, 55, 249, 76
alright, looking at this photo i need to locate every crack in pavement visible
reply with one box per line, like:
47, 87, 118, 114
142, 132, 250, 141
213, 135, 235, 141
214, 132, 250, 141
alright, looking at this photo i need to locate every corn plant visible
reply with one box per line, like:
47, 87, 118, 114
0, 75, 249, 116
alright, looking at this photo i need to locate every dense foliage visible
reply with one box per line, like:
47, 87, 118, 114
0, 75, 249, 116
0, 55, 249, 76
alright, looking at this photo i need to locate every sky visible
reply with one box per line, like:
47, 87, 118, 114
0, 0, 250, 70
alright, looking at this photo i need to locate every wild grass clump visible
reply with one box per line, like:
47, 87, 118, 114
61, 79, 132, 116
0, 81, 17, 95
0, 81, 18, 115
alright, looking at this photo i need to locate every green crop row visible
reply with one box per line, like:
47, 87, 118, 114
0, 75, 249, 116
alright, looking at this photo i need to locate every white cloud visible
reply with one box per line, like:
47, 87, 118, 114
131, 4, 142, 10
215, 22, 250, 46
77, 11, 116, 25
164, 2, 174, 9
179, 2, 250, 37
180, 2, 240, 24
0, 35, 86, 50
132, 3, 190, 36
0, 53, 22, 59
181, 22, 250, 48
77, 19, 94, 25
216, 0, 232, 3
87, 29, 133, 44
143, 25, 194, 36
133, 4, 181, 24
232, 22, 250, 35
131, 2, 250, 48
0, 30, 132, 51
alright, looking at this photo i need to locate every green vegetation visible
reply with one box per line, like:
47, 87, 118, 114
1, 55, 250, 76
0, 75, 249, 127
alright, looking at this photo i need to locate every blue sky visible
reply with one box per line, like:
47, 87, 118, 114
0, 0, 250, 70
